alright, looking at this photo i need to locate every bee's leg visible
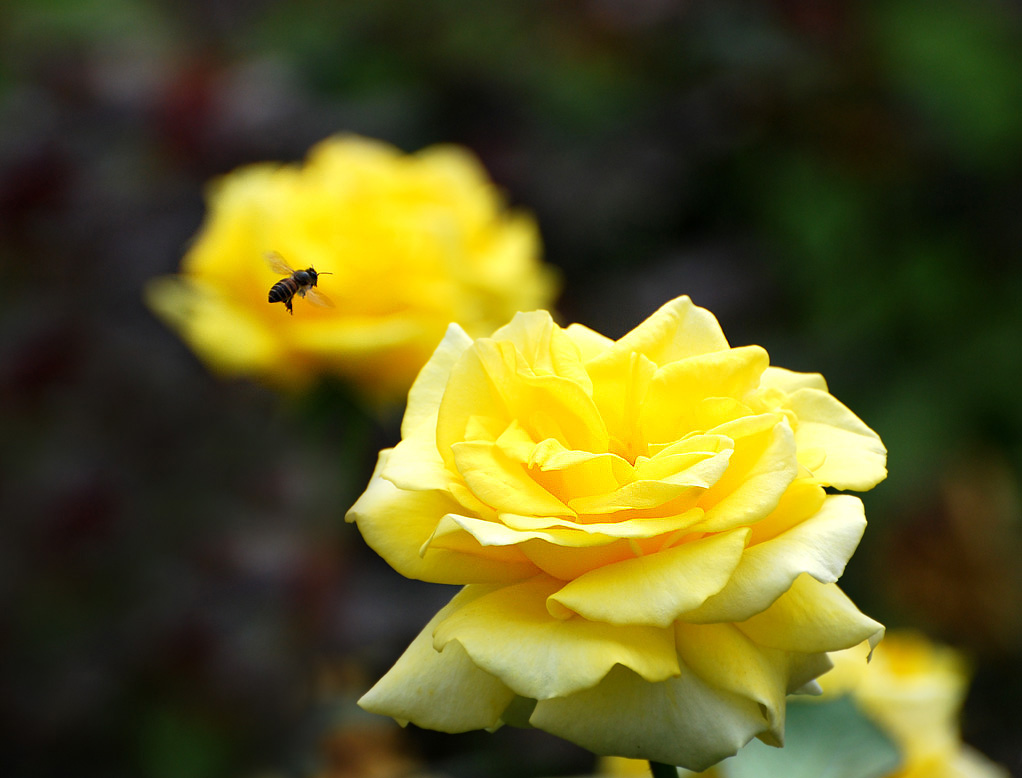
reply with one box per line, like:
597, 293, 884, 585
286, 299, 294, 315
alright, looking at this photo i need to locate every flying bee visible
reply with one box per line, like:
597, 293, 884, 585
265, 251, 333, 315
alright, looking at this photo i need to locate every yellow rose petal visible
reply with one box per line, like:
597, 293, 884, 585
547, 528, 751, 626
358, 586, 517, 732
530, 662, 767, 771
528, 443, 632, 505
380, 433, 460, 497
499, 508, 704, 540
695, 417, 799, 532
438, 336, 606, 469
738, 574, 884, 653
433, 576, 680, 699
347, 452, 537, 584
633, 433, 733, 480
785, 388, 887, 491
607, 295, 731, 366
760, 365, 828, 393
491, 311, 593, 391
675, 622, 790, 736
568, 476, 715, 516
569, 447, 732, 516
685, 491, 866, 624
428, 513, 618, 551
451, 440, 573, 518
514, 371, 610, 454
639, 345, 770, 443
401, 323, 474, 437
585, 350, 658, 460
518, 537, 639, 580
564, 321, 615, 361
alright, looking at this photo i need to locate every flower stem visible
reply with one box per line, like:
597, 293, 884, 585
649, 761, 677, 778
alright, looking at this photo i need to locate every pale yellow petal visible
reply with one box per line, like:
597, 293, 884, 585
567, 477, 711, 516
639, 346, 769, 444
451, 440, 573, 517
490, 311, 592, 391
428, 513, 617, 550
695, 417, 798, 533
547, 529, 750, 626
564, 322, 615, 361
380, 433, 462, 501
520, 537, 641, 580
760, 365, 828, 393
569, 448, 732, 516
528, 441, 632, 505
529, 662, 768, 771
500, 508, 704, 540
675, 622, 790, 736
738, 574, 884, 653
786, 651, 834, 696
433, 577, 680, 699
584, 350, 658, 461
515, 371, 610, 454
786, 388, 887, 491
489, 310, 557, 362
634, 433, 734, 480
947, 747, 1012, 778
607, 296, 731, 366
684, 491, 867, 624
401, 323, 474, 438
436, 339, 517, 471
438, 337, 610, 465
346, 451, 537, 584
358, 585, 517, 732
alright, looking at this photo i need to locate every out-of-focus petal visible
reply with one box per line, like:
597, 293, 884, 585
145, 278, 285, 379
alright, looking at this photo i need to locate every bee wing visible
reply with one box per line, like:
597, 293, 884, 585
305, 286, 335, 308
265, 251, 295, 275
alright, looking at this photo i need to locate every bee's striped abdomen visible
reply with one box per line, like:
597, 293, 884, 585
268, 278, 298, 303
269, 278, 301, 314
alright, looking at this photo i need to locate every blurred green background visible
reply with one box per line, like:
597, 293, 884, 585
2, 0, 1021, 776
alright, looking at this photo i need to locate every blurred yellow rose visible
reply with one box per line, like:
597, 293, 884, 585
146, 135, 557, 397
822, 633, 1009, 778
347, 296, 887, 770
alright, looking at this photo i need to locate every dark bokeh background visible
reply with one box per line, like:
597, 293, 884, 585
3, 1, 1022, 776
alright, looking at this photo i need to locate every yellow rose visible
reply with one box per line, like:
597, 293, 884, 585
347, 296, 887, 770
146, 135, 558, 397
822, 633, 1009, 778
